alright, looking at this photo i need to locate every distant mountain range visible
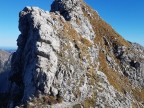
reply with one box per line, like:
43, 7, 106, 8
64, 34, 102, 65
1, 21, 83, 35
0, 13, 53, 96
0, 47, 16, 53
0, 50, 11, 72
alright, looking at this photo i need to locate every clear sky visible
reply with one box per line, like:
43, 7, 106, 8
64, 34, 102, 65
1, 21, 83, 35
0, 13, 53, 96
0, 0, 144, 48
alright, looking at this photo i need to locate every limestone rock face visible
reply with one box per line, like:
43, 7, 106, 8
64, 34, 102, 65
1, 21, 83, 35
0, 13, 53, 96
9, 7, 61, 106
113, 43, 144, 87
3, 0, 144, 108
51, 0, 95, 41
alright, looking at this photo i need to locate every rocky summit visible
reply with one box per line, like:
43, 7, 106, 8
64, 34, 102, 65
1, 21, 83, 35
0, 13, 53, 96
0, 0, 144, 107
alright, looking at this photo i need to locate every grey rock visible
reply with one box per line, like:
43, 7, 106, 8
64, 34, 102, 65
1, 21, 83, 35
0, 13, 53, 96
51, 0, 82, 21
51, 87, 58, 96
113, 43, 144, 87
3, 0, 144, 108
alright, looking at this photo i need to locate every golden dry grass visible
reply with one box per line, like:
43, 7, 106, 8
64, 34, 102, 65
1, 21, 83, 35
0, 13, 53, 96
82, 3, 130, 48
26, 95, 63, 107
82, 97, 96, 108
81, 3, 144, 103
132, 88, 144, 102
58, 2, 144, 105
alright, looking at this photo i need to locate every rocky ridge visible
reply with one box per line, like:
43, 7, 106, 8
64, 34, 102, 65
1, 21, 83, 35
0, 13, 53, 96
0, 0, 144, 107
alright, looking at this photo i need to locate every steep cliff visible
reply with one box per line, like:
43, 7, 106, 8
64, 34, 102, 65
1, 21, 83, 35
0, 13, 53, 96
2, 0, 144, 107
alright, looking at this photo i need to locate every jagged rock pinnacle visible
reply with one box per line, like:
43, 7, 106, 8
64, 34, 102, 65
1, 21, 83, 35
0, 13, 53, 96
51, 0, 83, 21
51, 0, 95, 41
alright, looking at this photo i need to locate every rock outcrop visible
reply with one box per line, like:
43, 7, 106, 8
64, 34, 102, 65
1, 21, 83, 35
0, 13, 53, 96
1, 0, 144, 107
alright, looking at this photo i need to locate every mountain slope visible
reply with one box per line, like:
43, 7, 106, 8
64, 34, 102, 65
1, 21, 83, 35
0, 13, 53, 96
0, 50, 11, 107
0, 50, 10, 72
1, 0, 144, 107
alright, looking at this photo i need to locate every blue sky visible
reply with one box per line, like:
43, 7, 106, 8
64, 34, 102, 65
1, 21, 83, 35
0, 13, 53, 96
0, 0, 144, 48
